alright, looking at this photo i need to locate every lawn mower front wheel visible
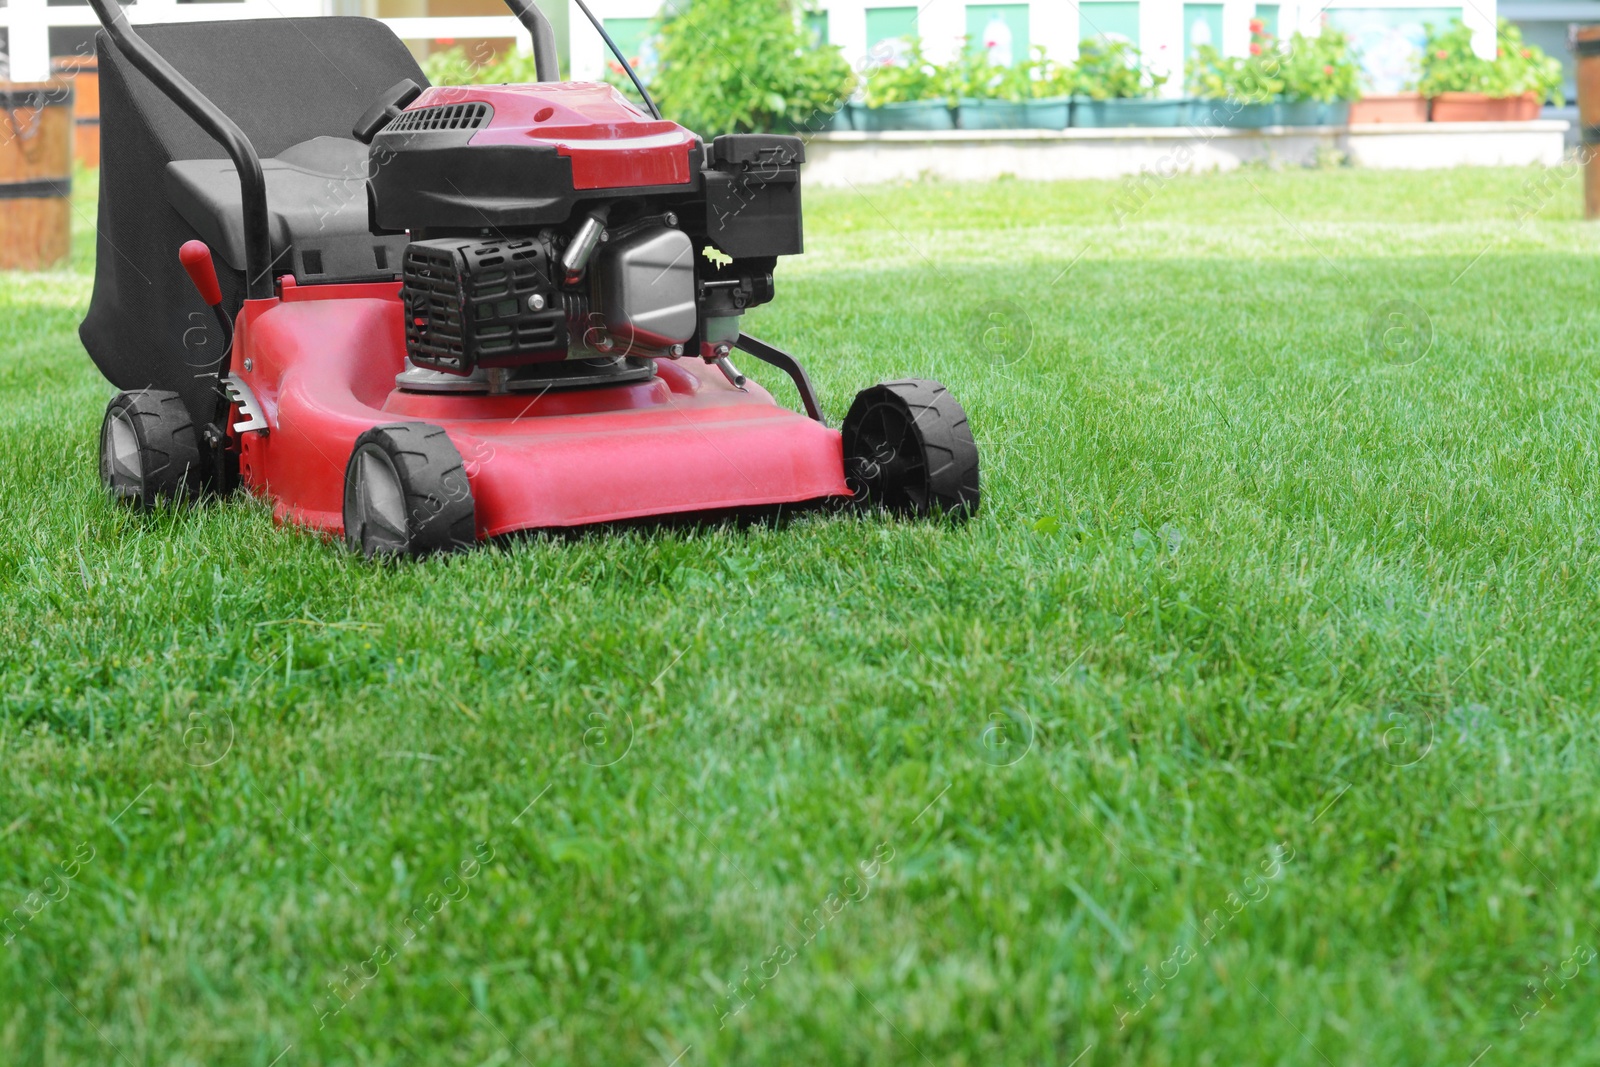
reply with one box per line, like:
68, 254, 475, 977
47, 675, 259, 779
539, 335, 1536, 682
342, 423, 476, 559
843, 379, 980, 519
99, 389, 203, 508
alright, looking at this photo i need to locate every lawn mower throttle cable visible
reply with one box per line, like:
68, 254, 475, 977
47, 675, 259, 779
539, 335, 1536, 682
571, 0, 661, 120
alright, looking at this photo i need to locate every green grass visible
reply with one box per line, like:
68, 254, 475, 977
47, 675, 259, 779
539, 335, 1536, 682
4, 162, 1600, 1066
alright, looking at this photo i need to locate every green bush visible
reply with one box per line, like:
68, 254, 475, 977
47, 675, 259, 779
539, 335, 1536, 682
944, 38, 1038, 102
647, 0, 856, 133
1030, 46, 1076, 98
858, 38, 1144, 107
1187, 43, 1282, 103
1187, 26, 1360, 102
420, 1, 855, 134
419, 44, 543, 87
1417, 18, 1564, 104
1278, 29, 1361, 101
1072, 39, 1167, 100
860, 37, 944, 107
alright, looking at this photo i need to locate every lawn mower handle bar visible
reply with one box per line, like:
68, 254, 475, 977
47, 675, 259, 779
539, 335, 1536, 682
87, 0, 277, 300
84, 0, 562, 300
504, 0, 561, 85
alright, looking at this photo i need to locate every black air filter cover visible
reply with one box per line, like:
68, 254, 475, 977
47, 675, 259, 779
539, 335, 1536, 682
402, 236, 567, 373
703, 133, 804, 259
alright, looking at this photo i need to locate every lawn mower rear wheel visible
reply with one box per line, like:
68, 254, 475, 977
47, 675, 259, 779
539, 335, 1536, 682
99, 389, 203, 508
842, 379, 980, 519
343, 423, 476, 558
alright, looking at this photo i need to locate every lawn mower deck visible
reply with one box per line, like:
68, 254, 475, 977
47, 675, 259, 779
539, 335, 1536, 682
79, 0, 979, 556
234, 279, 849, 538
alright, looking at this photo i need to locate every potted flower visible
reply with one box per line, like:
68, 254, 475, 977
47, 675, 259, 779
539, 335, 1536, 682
1189, 25, 1360, 127
1187, 24, 1284, 127
1024, 46, 1074, 129
1276, 27, 1361, 125
1070, 39, 1179, 127
855, 37, 955, 132
951, 39, 1033, 129
1419, 19, 1563, 121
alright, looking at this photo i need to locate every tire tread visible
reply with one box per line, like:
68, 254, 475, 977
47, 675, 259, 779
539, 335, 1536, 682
344, 423, 476, 557
100, 389, 202, 507
842, 378, 979, 518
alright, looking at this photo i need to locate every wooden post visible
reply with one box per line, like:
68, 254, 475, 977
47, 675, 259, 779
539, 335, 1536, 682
51, 55, 100, 169
0, 81, 75, 270
1575, 26, 1600, 219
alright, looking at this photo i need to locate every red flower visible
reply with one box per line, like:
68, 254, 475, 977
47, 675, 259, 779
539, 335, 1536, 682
1250, 42, 1262, 55
1323, 64, 1334, 75
1249, 18, 1264, 33
1435, 50, 1449, 59
1521, 48, 1531, 58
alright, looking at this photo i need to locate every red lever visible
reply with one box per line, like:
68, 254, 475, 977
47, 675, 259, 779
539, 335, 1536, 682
179, 240, 223, 306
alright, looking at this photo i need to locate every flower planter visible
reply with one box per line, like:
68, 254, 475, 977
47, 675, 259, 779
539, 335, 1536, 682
1189, 100, 1349, 127
1021, 97, 1072, 130
778, 106, 851, 134
956, 98, 1030, 130
1071, 97, 1188, 128
1348, 93, 1428, 124
1277, 100, 1352, 126
1193, 100, 1279, 128
851, 101, 955, 132
1429, 91, 1541, 122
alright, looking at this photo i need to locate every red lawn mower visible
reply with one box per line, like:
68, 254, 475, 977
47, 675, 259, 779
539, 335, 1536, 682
81, 0, 979, 556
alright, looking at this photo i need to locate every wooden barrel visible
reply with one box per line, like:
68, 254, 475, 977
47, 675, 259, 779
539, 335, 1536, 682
1576, 27, 1600, 219
0, 81, 75, 271
52, 55, 100, 168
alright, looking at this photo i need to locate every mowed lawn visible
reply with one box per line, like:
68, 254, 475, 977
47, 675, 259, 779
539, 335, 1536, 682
4, 162, 1600, 1066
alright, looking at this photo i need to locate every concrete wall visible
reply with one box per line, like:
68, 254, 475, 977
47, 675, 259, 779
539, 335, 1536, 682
798, 121, 1569, 186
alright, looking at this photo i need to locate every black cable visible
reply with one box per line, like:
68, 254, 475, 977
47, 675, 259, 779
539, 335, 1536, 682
570, 0, 661, 120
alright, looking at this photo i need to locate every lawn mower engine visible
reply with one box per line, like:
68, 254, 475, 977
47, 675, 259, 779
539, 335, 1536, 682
365, 83, 799, 386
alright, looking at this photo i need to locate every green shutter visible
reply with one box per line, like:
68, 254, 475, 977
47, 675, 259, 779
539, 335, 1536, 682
1183, 2, 1224, 57
865, 6, 919, 50
1078, 2, 1141, 47
603, 17, 653, 65
965, 4, 1030, 64
804, 10, 830, 48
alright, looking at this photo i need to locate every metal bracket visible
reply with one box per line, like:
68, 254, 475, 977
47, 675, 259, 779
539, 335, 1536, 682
223, 374, 269, 434
735, 333, 825, 424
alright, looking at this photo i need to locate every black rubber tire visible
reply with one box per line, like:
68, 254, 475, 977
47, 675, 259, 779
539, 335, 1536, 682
99, 389, 203, 508
342, 423, 476, 558
842, 379, 980, 519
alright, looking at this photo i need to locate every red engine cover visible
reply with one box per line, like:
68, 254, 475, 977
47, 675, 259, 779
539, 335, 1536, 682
406, 83, 697, 190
